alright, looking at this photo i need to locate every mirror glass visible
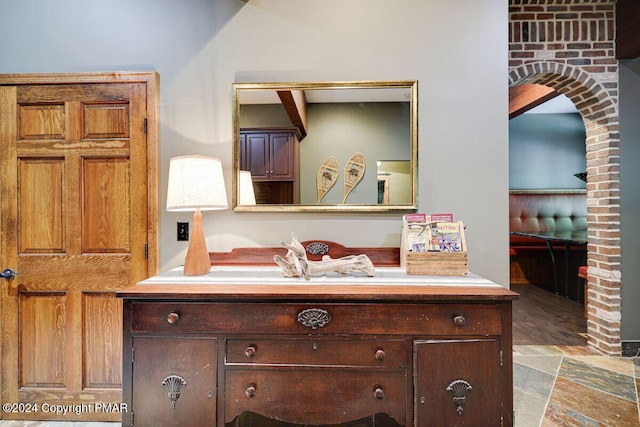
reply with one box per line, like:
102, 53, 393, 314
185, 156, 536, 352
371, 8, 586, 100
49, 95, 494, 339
232, 80, 418, 212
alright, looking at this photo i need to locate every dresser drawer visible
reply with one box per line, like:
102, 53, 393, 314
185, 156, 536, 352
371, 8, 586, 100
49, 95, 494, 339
131, 302, 503, 336
224, 368, 407, 425
226, 338, 409, 368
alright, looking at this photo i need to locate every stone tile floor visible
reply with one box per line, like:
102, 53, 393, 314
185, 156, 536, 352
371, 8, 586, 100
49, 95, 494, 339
513, 344, 640, 426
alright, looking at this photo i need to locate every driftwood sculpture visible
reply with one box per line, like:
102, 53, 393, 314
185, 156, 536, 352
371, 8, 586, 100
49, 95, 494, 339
274, 235, 375, 280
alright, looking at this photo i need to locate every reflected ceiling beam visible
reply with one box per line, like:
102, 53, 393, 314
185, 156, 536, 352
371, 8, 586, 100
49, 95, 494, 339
509, 84, 560, 119
277, 90, 307, 140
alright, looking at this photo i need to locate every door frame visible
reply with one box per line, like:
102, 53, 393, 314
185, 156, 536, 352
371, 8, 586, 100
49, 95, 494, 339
0, 71, 159, 408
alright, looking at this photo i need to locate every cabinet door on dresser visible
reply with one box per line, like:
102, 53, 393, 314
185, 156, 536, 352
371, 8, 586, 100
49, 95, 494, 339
131, 337, 217, 427
414, 339, 504, 427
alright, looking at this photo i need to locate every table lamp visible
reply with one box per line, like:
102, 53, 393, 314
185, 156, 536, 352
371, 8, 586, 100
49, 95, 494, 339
238, 170, 257, 205
166, 155, 228, 275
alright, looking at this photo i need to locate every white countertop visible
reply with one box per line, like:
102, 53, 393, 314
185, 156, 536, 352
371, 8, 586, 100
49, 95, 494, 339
138, 266, 501, 288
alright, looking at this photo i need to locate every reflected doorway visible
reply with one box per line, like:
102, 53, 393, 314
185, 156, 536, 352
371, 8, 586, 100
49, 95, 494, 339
376, 160, 411, 205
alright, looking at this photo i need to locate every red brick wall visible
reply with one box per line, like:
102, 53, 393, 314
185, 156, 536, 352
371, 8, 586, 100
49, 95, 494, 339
508, 0, 621, 355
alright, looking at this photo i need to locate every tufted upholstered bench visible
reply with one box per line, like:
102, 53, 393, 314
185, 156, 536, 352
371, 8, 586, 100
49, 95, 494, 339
509, 191, 587, 297
509, 191, 587, 249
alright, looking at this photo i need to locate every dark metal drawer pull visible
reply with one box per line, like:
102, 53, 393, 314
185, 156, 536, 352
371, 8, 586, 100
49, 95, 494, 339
373, 386, 385, 400
245, 345, 257, 358
161, 374, 187, 410
245, 383, 257, 398
297, 308, 331, 330
446, 379, 473, 415
453, 315, 466, 327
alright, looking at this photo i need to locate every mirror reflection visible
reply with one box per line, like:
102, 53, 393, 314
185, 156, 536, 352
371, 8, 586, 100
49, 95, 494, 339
377, 160, 412, 205
232, 81, 418, 212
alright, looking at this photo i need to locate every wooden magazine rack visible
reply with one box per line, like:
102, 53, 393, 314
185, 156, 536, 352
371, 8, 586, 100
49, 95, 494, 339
401, 220, 468, 276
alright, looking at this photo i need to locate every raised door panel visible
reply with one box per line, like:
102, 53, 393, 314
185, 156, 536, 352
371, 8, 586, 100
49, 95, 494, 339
83, 293, 122, 389
19, 293, 67, 388
414, 339, 503, 427
82, 157, 130, 253
18, 158, 65, 253
132, 337, 217, 427
269, 133, 294, 180
18, 104, 65, 140
83, 103, 129, 139
244, 133, 269, 180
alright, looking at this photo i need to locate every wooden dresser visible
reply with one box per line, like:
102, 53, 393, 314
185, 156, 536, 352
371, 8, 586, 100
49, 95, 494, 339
117, 265, 517, 427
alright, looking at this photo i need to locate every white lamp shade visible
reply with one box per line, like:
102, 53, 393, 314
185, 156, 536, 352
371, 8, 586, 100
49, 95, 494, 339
166, 155, 228, 211
238, 170, 257, 205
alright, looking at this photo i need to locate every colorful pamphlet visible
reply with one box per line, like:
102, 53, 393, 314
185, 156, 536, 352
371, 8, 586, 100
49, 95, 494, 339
436, 222, 463, 253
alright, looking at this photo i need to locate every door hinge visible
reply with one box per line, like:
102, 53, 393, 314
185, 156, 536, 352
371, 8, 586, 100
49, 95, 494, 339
131, 411, 134, 426
501, 415, 504, 427
131, 346, 135, 364
143, 118, 148, 134
144, 243, 149, 260
500, 349, 503, 367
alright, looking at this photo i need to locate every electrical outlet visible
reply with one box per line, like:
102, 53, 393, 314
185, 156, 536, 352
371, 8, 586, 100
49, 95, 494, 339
177, 221, 189, 241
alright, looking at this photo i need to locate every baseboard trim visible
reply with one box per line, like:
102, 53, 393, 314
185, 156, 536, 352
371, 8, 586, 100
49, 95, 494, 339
621, 341, 640, 357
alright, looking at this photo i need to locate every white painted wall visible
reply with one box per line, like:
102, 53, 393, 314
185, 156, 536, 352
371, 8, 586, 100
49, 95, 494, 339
0, 0, 509, 285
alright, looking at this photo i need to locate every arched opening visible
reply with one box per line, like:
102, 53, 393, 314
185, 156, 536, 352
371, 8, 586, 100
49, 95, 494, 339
509, 61, 622, 356
509, 85, 588, 349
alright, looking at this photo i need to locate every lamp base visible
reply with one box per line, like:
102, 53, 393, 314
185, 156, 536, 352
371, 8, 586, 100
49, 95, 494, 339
183, 209, 211, 276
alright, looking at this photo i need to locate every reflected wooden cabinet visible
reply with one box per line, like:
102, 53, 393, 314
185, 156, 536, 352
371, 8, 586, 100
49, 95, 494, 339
239, 129, 299, 204
240, 130, 296, 181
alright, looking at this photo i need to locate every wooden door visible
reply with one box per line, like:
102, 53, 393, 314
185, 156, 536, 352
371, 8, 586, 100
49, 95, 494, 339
0, 73, 158, 421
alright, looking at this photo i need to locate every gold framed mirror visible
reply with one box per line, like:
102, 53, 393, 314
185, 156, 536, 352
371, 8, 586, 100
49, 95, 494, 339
232, 80, 418, 212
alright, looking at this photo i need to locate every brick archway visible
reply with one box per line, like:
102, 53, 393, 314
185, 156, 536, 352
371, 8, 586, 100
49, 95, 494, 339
509, 61, 621, 356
